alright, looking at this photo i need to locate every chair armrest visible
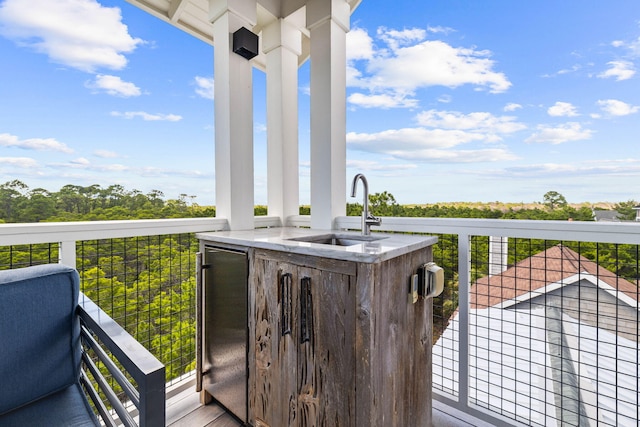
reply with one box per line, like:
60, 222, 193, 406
78, 293, 165, 427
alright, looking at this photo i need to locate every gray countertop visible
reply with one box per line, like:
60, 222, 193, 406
196, 227, 437, 263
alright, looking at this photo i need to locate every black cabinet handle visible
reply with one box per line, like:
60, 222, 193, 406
300, 276, 313, 344
280, 272, 292, 336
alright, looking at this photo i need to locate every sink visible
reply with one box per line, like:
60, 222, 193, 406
287, 233, 386, 247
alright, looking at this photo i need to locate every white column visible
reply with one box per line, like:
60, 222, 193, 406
210, 0, 257, 230
59, 240, 76, 268
488, 236, 508, 276
307, 0, 350, 230
263, 19, 301, 224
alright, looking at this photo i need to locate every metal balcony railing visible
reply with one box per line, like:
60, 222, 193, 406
331, 216, 640, 427
2, 216, 639, 426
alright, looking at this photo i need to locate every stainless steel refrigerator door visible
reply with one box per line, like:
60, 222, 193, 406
202, 247, 248, 423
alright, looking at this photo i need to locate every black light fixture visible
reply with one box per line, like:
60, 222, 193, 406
232, 27, 259, 60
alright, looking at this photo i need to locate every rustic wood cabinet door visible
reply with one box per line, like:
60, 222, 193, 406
252, 256, 296, 426
252, 254, 356, 427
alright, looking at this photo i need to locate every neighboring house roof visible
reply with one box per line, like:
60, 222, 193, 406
471, 244, 639, 309
433, 244, 640, 426
592, 209, 622, 222
433, 307, 640, 427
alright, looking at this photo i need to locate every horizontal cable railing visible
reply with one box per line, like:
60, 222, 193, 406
333, 215, 640, 427
0, 218, 280, 388
2, 215, 639, 426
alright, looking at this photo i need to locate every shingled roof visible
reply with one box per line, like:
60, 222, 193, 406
592, 209, 622, 222
471, 244, 639, 309
435, 244, 640, 425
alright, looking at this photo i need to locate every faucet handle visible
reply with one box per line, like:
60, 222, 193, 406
365, 213, 382, 226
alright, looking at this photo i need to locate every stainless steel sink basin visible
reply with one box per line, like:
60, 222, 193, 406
287, 233, 386, 247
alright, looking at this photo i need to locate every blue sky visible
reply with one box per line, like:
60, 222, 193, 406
1, 0, 640, 206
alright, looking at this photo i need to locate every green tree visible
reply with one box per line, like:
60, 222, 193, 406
104, 184, 126, 208
56, 184, 84, 214
147, 190, 165, 208
23, 188, 56, 222
542, 191, 567, 210
0, 180, 28, 221
369, 191, 401, 216
614, 200, 639, 221
348, 191, 403, 217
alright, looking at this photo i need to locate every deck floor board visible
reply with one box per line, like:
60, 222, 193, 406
166, 381, 241, 427
164, 377, 483, 426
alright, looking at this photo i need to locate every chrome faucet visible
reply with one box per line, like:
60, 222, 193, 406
350, 173, 382, 235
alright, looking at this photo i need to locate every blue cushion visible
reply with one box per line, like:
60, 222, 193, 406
0, 383, 100, 426
0, 264, 81, 415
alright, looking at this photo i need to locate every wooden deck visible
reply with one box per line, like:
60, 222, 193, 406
164, 377, 487, 427
166, 379, 241, 427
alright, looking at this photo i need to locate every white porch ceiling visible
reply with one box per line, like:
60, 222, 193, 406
124, 0, 362, 68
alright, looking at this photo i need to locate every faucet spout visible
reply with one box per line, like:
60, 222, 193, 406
350, 173, 381, 235
350, 173, 366, 198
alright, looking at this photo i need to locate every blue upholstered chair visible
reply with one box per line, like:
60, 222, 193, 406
0, 264, 165, 427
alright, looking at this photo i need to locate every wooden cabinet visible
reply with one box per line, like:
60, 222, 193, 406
247, 246, 433, 427
249, 250, 356, 427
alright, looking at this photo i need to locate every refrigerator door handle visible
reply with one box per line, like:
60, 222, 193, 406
195, 251, 204, 392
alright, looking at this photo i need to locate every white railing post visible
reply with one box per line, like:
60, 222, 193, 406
457, 232, 470, 412
59, 240, 77, 269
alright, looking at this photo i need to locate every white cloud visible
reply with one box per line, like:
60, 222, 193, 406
628, 37, 640, 57
346, 27, 374, 61
346, 26, 511, 110
611, 36, 640, 57
557, 64, 581, 75
0, 157, 39, 168
416, 110, 526, 136
0, 0, 143, 72
376, 27, 426, 51
504, 103, 522, 112
426, 26, 455, 35
70, 157, 91, 166
375, 40, 510, 93
347, 159, 417, 172
596, 99, 640, 116
56, 160, 204, 177
0, 133, 74, 153
54, 158, 128, 172
548, 101, 579, 117
400, 148, 518, 163
503, 159, 640, 178
93, 149, 121, 158
598, 60, 635, 81
525, 122, 593, 144
346, 64, 364, 87
347, 127, 518, 163
194, 76, 214, 100
348, 92, 418, 109
348, 127, 483, 151
110, 111, 182, 121
86, 74, 141, 97
346, 108, 525, 163
347, 129, 518, 163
